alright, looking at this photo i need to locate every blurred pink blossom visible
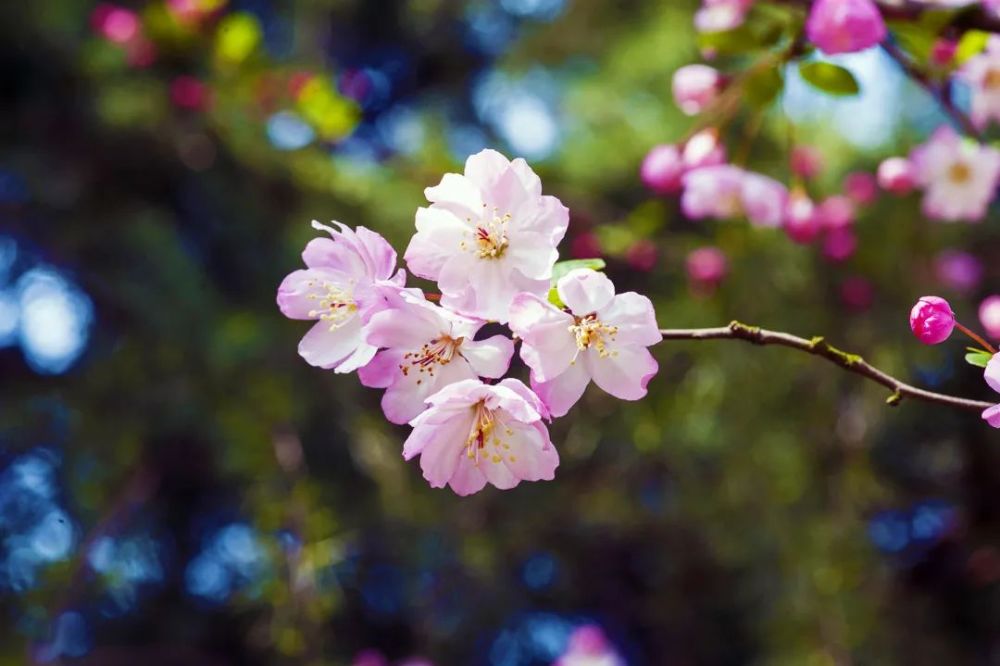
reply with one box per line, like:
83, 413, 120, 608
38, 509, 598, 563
789, 145, 823, 179
672, 64, 724, 116
806, 0, 887, 55
783, 192, 822, 243
959, 36, 1000, 128
910, 126, 1000, 222
686, 246, 728, 288
843, 171, 877, 204
979, 295, 1000, 340
934, 250, 983, 294
877, 157, 917, 195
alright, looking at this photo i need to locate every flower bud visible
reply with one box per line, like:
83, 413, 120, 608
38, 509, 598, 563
822, 228, 857, 262
979, 295, 1000, 340
682, 129, 726, 170
672, 64, 724, 116
783, 192, 822, 244
877, 157, 916, 195
806, 0, 887, 55
640, 144, 684, 194
843, 172, 877, 204
686, 246, 727, 287
910, 296, 956, 345
790, 145, 823, 179
818, 195, 856, 229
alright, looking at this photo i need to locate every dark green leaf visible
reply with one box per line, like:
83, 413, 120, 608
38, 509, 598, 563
744, 67, 784, 108
798, 62, 860, 97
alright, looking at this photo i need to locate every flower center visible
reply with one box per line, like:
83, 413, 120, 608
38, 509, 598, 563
948, 161, 972, 184
399, 335, 463, 383
986, 68, 1000, 90
465, 401, 516, 465
569, 314, 619, 358
460, 206, 511, 259
306, 280, 357, 330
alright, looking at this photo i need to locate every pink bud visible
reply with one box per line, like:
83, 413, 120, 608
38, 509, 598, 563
567, 625, 610, 655
687, 246, 727, 286
790, 145, 823, 179
672, 64, 724, 116
877, 157, 916, 194
170, 76, 210, 110
934, 250, 983, 295
930, 39, 957, 67
682, 129, 726, 170
979, 295, 1000, 340
640, 144, 684, 194
806, 0, 887, 55
92, 4, 140, 44
843, 171, 877, 204
783, 192, 822, 244
570, 232, 602, 259
822, 228, 857, 262
626, 239, 658, 272
841, 277, 874, 311
818, 195, 856, 229
910, 296, 956, 345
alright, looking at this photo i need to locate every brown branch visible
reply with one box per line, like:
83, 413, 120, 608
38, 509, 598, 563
879, 40, 983, 141
659, 321, 993, 413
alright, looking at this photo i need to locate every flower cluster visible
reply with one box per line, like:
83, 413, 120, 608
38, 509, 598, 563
278, 150, 662, 495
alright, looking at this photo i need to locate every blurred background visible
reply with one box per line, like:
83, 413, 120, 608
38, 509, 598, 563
2, 0, 1000, 664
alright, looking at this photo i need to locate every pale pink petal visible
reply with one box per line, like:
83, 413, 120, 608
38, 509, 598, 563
985, 353, 1000, 394
353, 225, 400, 280
301, 237, 367, 274
297, 315, 364, 370
521, 195, 570, 247
404, 207, 470, 280
497, 378, 551, 420
509, 157, 543, 196
983, 403, 1000, 428
500, 420, 558, 482
585, 346, 658, 401
277, 268, 344, 320
557, 269, 616, 316
460, 335, 515, 378
408, 414, 472, 489
531, 361, 592, 418
358, 349, 405, 389
508, 293, 577, 381
335, 342, 378, 375
440, 257, 513, 322
596, 292, 663, 347
382, 359, 476, 425
477, 450, 521, 490
463, 149, 514, 194
448, 459, 489, 496
363, 305, 443, 349
505, 230, 560, 280
488, 382, 544, 424
424, 173, 484, 219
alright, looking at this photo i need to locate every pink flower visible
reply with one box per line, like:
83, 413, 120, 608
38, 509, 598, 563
822, 228, 857, 262
640, 144, 684, 194
934, 250, 983, 295
695, 0, 753, 32
979, 295, 1000, 339
681, 165, 745, 220
877, 157, 917, 195
509, 269, 661, 417
806, 0, 887, 55
686, 246, 728, 286
909, 296, 955, 345
790, 145, 823, 179
404, 149, 569, 322
783, 192, 822, 243
818, 195, 855, 229
741, 172, 788, 227
959, 37, 1000, 129
981, 353, 1000, 427
555, 625, 625, 666
359, 292, 514, 424
402, 378, 558, 496
277, 221, 405, 372
91, 4, 140, 44
844, 171, 877, 204
681, 129, 727, 170
672, 65, 724, 116
910, 126, 1000, 222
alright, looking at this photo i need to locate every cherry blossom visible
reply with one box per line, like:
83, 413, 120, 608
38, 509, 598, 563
359, 291, 514, 424
277, 221, 405, 372
509, 269, 661, 417
672, 64, 724, 116
909, 296, 955, 345
402, 378, 558, 495
404, 149, 569, 323
694, 0, 752, 33
805, 0, 886, 55
910, 126, 1000, 222
981, 353, 1000, 427
959, 36, 1000, 129
877, 156, 917, 195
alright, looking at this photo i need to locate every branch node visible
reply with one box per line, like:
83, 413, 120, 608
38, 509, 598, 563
886, 390, 903, 407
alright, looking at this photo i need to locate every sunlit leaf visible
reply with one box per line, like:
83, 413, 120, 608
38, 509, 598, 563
798, 62, 860, 97
551, 258, 607, 284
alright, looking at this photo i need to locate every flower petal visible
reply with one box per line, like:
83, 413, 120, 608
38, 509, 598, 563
405, 207, 471, 280
297, 315, 364, 370
500, 420, 558, 482
585, 346, 658, 401
985, 353, 1000, 394
983, 403, 1000, 428
531, 361, 591, 418
358, 349, 405, 389
509, 292, 577, 381
448, 459, 489, 496
382, 358, 476, 425
557, 269, 616, 316
597, 292, 663, 347
461, 335, 515, 379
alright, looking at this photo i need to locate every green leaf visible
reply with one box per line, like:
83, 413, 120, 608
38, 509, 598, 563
547, 287, 565, 309
551, 258, 606, 285
798, 62, 860, 97
956, 30, 991, 64
965, 349, 992, 368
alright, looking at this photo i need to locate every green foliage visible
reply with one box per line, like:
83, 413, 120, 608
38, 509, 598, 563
965, 348, 992, 368
798, 61, 860, 97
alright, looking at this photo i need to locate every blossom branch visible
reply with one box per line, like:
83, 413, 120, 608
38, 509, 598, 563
880, 40, 983, 141
658, 321, 993, 412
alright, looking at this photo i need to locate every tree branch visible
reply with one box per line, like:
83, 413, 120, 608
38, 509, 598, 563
659, 321, 993, 413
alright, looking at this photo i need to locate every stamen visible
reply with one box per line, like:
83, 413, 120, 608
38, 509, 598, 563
568, 314, 620, 358
305, 280, 357, 330
399, 336, 463, 379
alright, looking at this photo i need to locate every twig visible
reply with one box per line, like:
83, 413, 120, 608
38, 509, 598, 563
880, 40, 983, 141
659, 321, 993, 412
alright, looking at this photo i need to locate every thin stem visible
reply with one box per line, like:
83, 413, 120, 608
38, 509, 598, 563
956, 321, 997, 354
659, 321, 993, 412
880, 40, 983, 141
